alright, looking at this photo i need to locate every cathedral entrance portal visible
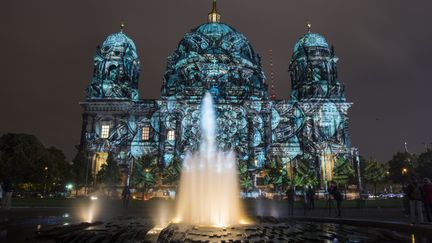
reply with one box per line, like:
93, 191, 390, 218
92, 152, 108, 181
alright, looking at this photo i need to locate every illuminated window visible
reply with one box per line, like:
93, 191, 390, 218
142, 126, 150, 141
101, 125, 110, 139
167, 130, 175, 141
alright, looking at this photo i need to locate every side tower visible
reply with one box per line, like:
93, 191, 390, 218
289, 24, 357, 189
87, 26, 140, 101
79, 26, 142, 184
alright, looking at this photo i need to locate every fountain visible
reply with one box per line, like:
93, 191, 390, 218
32, 92, 432, 242
174, 92, 245, 227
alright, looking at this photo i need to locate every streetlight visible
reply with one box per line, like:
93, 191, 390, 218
401, 168, 408, 188
66, 183, 73, 190
143, 168, 150, 200
43, 166, 49, 197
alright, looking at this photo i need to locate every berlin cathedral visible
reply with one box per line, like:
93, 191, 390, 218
79, 1, 360, 189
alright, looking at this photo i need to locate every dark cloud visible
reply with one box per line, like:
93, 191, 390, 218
0, 0, 431, 162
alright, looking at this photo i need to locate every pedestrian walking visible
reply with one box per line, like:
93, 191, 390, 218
122, 185, 131, 211
307, 186, 315, 209
286, 186, 295, 216
1, 180, 13, 210
0, 182, 3, 205
402, 185, 410, 215
422, 178, 432, 222
329, 182, 343, 216
303, 186, 309, 210
406, 179, 424, 223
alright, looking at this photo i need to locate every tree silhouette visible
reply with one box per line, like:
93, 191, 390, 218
332, 155, 355, 187
71, 146, 88, 196
0, 133, 71, 193
96, 153, 121, 196
387, 152, 416, 184
162, 155, 183, 187
363, 159, 387, 197
238, 160, 254, 193
294, 157, 318, 188
130, 154, 158, 199
261, 156, 290, 193
416, 150, 432, 180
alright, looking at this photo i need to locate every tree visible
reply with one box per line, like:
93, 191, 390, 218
387, 152, 416, 184
45, 146, 71, 194
332, 156, 355, 187
0, 134, 73, 195
130, 154, 158, 199
294, 157, 319, 188
162, 156, 182, 187
0, 133, 49, 191
96, 153, 121, 196
71, 146, 89, 196
263, 156, 290, 192
238, 161, 254, 193
417, 150, 432, 180
363, 159, 387, 197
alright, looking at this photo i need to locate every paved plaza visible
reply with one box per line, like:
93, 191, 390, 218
1, 199, 432, 242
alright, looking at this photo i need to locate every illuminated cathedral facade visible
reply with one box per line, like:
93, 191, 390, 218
79, 2, 359, 189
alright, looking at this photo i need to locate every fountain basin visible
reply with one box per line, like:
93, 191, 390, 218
156, 217, 431, 242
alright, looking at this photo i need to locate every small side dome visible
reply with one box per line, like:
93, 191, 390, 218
86, 25, 141, 101
293, 32, 329, 54
101, 32, 138, 54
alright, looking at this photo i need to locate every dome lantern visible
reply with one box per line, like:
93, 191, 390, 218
292, 21, 330, 54
120, 22, 125, 33
208, 0, 221, 23
306, 21, 312, 33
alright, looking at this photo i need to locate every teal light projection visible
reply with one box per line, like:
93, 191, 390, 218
87, 29, 141, 101
80, 18, 357, 189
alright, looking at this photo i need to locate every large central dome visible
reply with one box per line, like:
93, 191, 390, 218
161, 17, 268, 101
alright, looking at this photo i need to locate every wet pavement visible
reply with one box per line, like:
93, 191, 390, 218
1, 199, 432, 242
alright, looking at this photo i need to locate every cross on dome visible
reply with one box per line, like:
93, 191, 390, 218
307, 21, 312, 33
120, 22, 125, 33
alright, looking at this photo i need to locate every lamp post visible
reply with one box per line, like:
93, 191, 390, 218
142, 168, 150, 200
43, 166, 48, 197
401, 168, 408, 188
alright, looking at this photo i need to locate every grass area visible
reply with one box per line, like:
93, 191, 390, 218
10, 197, 404, 209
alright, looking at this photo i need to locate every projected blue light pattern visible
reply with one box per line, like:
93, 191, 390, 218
293, 33, 329, 54
289, 31, 345, 102
86, 31, 141, 101
162, 22, 268, 101
79, 20, 356, 188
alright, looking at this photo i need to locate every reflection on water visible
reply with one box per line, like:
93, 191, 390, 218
160, 220, 432, 242
0, 213, 75, 242
1, 213, 432, 242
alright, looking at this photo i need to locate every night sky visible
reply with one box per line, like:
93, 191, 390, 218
1, 0, 431, 163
